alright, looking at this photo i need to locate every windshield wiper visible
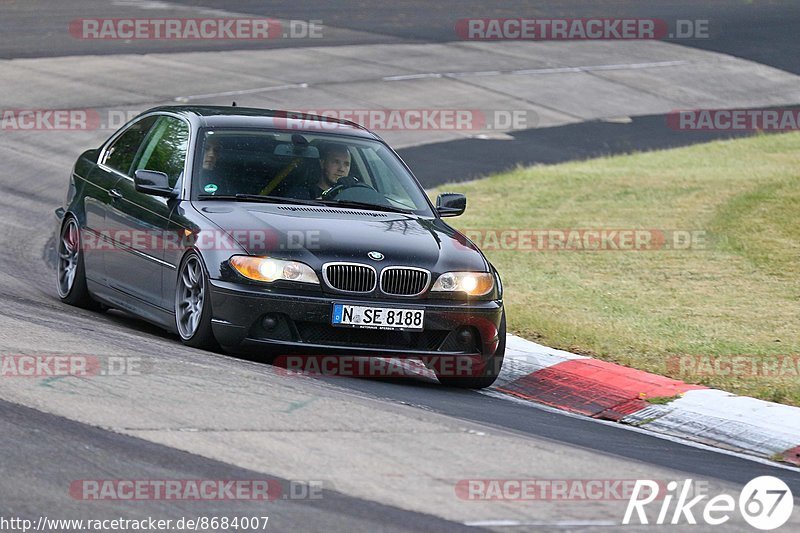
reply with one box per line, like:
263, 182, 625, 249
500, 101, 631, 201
197, 194, 326, 206
198, 194, 414, 213
319, 199, 414, 214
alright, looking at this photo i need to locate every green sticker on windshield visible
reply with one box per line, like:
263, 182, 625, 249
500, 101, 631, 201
204, 183, 218, 194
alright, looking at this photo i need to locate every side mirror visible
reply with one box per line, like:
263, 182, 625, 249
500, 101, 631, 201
436, 193, 466, 217
134, 169, 174, 197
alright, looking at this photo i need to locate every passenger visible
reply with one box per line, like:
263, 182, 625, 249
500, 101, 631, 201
198, 135, 222, 194
202, 135, 220, 171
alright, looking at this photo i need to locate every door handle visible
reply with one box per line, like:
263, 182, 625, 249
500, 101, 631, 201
108, 188, 123, 200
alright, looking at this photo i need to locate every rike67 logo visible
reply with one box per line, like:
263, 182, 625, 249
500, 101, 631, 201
624, 476, 794, 530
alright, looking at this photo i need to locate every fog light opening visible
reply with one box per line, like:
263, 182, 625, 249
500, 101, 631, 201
457, 327, 475, 347
262, 314, 279, 331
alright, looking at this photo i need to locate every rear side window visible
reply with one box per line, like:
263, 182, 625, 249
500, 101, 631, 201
103, 116, 158, 175
134, 116, 190, 187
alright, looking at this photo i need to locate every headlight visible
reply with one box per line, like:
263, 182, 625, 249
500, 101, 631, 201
431, 272, 494, 296
229, 256, 319, 284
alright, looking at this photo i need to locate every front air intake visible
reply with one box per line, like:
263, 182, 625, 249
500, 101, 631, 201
380, 267, 431, 296
323, 263, 377, 293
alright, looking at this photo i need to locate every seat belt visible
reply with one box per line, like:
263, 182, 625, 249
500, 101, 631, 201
259, 158, 300, 196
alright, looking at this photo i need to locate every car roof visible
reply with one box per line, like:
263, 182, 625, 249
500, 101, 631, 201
143, 105, 380, 140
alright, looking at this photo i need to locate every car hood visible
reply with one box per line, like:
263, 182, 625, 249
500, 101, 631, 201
194, 202, 488, 272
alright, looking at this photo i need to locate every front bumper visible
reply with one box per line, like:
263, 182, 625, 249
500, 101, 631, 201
208, 280, 503, 358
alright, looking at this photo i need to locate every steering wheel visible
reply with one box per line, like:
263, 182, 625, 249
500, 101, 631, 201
321, 176, 377, 201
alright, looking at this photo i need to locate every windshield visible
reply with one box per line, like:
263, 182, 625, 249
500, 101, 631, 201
192, 128, 433, 216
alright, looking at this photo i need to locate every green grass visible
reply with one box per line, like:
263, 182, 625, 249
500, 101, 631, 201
645, 395, 682, 405
431, 132, 800, 405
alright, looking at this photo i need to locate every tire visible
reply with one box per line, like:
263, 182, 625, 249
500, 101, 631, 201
175, 252, 218, 349
436, 311, 506, 389
56, 216, 99, 309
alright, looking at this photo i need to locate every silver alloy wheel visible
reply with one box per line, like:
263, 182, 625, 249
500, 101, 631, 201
176, 255, 205, 339
57, 218, 80, 298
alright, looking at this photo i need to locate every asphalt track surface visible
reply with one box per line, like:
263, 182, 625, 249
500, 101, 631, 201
1, 1, 799, 531
0, 399, 472, 532
3, 1, 799, 185
313, 0, 799, 185
399, 112, 777, 186
4, 0, 800, 74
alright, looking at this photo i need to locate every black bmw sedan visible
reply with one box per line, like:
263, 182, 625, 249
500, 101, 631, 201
55, 106, 505, 387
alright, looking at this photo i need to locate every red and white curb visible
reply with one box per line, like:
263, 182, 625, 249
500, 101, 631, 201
489, 335, 800, 467
344, 335, 799, 466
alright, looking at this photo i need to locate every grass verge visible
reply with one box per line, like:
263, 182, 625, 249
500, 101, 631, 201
431, 132, 800, 405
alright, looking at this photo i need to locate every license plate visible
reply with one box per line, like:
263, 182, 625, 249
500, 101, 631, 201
332, 303, 424, 331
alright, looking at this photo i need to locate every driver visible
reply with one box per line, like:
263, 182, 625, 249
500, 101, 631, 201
313, 142, 351, 198
281, 142, 353, 200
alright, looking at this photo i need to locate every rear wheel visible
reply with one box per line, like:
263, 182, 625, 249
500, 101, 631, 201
56, 216, 98, 309
175, 252, 218, 349
436, 311, 506, 389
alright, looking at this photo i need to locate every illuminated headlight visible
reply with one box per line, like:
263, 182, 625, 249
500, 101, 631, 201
431, 272, 494, 296
229, 256, 319, 284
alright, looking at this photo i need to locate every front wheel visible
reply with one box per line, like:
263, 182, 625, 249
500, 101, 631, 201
175, 252, 218, 349
436, 311, 506, 389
